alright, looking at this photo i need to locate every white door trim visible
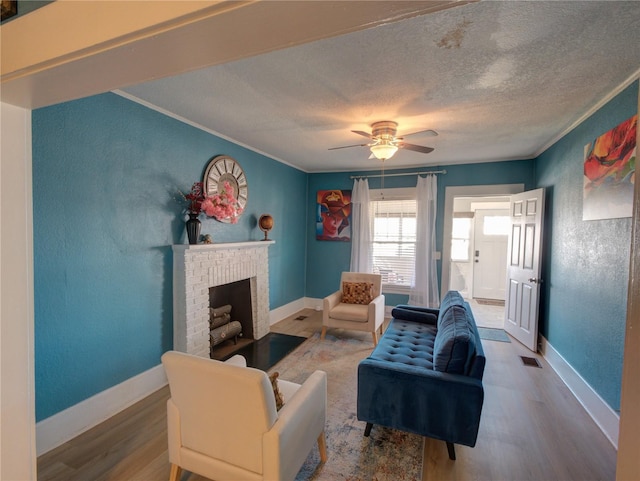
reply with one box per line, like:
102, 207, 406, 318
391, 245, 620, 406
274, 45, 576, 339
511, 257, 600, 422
1, 102, 36, 479
442, 184, 524, 300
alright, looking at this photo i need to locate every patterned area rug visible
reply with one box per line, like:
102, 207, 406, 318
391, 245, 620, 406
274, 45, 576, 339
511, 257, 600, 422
269, 333, 424, 481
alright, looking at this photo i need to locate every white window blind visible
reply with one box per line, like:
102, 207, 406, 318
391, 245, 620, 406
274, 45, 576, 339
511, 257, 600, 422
370, 197, 417, 292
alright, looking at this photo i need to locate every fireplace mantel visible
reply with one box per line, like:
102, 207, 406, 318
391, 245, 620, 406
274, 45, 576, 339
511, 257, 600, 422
172, 240, 275, 357
172, 240, 275, 253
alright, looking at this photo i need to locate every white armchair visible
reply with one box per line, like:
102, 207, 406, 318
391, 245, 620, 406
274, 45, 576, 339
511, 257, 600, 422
161, 351, 327, 481
321, 272, 386, 346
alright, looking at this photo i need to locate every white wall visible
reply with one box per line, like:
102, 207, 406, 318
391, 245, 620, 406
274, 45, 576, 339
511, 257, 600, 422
1, 102, 36, 480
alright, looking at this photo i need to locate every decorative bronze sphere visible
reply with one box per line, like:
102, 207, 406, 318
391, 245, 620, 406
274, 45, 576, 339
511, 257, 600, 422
259, 214, 274, 241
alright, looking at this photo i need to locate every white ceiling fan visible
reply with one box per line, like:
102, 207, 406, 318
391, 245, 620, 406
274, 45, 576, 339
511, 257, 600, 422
329, 121, 437, 161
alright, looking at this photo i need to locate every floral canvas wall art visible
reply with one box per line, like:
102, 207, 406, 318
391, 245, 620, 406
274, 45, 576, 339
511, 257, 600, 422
316, 189, 352, 241
583, 114, 637, 220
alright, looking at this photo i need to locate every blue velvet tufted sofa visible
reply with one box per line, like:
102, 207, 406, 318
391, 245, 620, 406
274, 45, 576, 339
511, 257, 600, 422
357, 290, 485, 460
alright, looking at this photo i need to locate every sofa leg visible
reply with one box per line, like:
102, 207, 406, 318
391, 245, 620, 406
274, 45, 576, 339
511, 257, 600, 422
364, 422, 373, 437
320, 326, 327, 341
371, 331, 378, 346
446, 442, 456, 460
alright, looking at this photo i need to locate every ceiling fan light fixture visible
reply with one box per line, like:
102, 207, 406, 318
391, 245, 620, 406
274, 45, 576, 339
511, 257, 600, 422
370, 142, 398, 161
329, 120, 434, 159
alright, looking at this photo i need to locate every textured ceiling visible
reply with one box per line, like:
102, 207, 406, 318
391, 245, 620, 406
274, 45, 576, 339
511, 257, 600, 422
121, 1, 640, 173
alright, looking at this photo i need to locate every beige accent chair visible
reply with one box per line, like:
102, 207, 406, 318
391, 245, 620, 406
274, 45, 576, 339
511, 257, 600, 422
161, 351, 327, 481
321, 272, 385, 346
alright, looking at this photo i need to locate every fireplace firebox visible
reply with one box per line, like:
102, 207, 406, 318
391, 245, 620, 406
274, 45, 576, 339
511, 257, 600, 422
209, 279, 254, 340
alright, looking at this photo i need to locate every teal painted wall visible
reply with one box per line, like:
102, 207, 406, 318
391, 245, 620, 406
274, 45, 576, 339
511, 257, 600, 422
305, 160, 535, 300
536, 81, 638, 411
31, 81, 636, 422
32, 93, 307, 421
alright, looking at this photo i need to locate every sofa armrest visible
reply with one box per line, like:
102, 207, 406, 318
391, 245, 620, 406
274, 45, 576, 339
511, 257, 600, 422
263, 370, 327, 481
368, 294, 386, 324
391, 304, 438, 324
357, 359, 483, 447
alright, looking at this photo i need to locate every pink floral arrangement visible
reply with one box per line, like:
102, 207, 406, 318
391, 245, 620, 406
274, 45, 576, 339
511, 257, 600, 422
201, 181, 244, 223
181, 181, 243, 223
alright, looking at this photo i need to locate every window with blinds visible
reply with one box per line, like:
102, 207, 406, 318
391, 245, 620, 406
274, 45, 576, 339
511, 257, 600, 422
370, 197, 417, 293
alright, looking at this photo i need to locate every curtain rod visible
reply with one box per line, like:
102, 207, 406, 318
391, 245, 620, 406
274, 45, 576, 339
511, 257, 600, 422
350, 170, 447, 179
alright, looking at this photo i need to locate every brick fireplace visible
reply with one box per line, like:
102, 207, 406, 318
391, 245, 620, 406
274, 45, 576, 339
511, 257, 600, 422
172, 241, 275, 357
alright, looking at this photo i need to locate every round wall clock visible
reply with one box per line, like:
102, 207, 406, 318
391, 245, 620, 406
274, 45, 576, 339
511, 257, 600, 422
203, 155, 248, 223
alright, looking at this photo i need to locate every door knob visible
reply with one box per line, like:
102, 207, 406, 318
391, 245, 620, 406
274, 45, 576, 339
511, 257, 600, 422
528, 277, 543, 284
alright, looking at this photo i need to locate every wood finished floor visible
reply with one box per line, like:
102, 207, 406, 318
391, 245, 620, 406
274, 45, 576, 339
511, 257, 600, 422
467, 298, 505, 329
37, 309, 617, 481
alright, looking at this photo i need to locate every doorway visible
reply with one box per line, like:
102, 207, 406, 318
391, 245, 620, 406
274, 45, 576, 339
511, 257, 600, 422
441, 184, 524, 328
472, 208, 509, 300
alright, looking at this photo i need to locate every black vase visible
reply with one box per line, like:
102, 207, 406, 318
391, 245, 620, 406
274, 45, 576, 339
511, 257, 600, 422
185, 212, 201, 245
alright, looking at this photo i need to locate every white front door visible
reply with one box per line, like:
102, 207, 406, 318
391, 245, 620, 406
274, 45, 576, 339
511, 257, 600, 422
472, 209, 509, 300
504, 188, 545, 351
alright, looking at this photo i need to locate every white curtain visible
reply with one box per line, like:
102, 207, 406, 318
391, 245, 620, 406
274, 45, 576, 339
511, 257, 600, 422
409, 175, 439, 307
349, 178, 373, 273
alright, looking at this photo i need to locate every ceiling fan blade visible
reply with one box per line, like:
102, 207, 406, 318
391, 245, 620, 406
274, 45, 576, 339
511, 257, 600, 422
328, 143, 369, 151
398, 142, 434, 154
401, 129, 438, 138
351, 130, 373, 139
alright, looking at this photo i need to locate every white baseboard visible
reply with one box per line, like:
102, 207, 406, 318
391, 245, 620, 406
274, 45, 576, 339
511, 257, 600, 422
38, 312, 619, 458
269, 298, 308, 325
36, 296, 391, 456
36, 364, 167, 456
539, 336, 619, 448
303, 296, 323, 311
38, 300, 312, 456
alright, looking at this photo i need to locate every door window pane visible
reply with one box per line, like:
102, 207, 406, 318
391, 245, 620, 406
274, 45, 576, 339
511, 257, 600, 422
483, 216, 510, 236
